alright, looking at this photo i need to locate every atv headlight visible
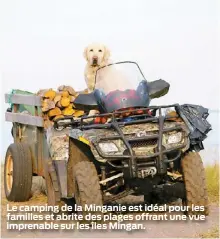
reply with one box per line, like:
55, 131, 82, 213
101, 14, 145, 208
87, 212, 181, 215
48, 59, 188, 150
98, 142, 118, 153
166, 132, 182, 144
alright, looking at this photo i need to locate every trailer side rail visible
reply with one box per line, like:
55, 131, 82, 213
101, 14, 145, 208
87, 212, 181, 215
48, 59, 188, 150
5, 93, 44, 127
5, 93, 42, 106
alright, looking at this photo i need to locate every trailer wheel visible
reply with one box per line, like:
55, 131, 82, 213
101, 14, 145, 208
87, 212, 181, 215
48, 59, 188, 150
181, 152, 209, 216
73, 161, 103, 210
4, 143, 32, 202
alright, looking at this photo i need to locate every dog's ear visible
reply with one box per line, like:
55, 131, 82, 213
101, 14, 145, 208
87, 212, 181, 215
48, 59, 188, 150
103, 46, 111, 62
83, 47, 88, 61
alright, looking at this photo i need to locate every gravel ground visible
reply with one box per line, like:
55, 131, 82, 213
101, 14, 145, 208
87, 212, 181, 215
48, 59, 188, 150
1, 175, 219, 238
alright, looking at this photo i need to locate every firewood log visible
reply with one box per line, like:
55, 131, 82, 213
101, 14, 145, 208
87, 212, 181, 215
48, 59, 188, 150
53, 114, 64, 121
54, 94, 62, 104
62, 103, 75, 116
73, 110, 84, 117
56, 100, 62, 108
48, 107, 62, 118
58, 85, 77, 96
70, 95, 76, 103
60, 96, 70, 107
61, 90, 69, 97
42, 99, 55, 112
44, 89, 56, 100
62, 108, 75, 116
37, 89, 50, 97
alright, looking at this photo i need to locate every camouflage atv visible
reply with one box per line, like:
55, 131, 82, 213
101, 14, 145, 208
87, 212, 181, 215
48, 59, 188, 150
49, 61, 209, 215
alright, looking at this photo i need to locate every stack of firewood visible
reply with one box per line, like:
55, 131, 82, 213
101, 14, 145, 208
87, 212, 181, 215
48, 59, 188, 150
37, 85, 88, 123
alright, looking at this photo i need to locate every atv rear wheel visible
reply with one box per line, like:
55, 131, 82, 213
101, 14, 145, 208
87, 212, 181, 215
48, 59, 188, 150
4, 143, 32, 202
181, 152, 209, 215
73, 161, 103, 208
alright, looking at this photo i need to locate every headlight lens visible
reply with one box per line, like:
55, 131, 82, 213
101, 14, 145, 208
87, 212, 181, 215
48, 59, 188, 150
98, 142, 118, 153
166, 132, 182, 144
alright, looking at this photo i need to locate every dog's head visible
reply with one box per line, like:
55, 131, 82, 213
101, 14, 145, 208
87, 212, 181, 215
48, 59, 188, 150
83, 43, 110, 66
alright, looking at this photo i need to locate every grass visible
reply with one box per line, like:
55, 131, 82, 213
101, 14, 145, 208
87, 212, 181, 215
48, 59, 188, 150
199, 226, 219, 238
205, 163, 219, 203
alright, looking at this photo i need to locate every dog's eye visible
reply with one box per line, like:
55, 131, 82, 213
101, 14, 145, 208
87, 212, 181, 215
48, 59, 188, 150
90, 49, 93, 52
98, 49, 102, 52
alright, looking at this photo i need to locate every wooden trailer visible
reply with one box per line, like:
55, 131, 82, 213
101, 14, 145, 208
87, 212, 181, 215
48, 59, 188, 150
4, 91, 68, 206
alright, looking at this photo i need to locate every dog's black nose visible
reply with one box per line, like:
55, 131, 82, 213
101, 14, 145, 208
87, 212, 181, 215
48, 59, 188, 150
92, 58, 98, 65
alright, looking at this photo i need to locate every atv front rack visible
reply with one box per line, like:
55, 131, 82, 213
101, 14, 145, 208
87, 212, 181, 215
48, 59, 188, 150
78, 104, 187, 178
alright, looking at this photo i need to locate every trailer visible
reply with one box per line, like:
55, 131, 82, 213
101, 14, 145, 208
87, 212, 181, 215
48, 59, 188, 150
4, 90, 70, 206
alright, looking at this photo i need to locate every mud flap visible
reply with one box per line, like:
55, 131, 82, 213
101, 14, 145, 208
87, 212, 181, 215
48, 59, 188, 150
44, 157, 61, 206
53, 160, 68, 198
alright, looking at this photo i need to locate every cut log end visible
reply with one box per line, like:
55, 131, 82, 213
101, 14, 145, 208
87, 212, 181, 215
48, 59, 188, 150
48, 107, 62, 118
42, 99, 55, 112
53, 114, 64, 121
44, 89, 56, 100
60, 97, 71, 107
62, 107, 75, 116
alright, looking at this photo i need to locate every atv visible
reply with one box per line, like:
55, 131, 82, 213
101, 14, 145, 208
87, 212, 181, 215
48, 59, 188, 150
4, 61, 210, 216
57, 61, 210, 215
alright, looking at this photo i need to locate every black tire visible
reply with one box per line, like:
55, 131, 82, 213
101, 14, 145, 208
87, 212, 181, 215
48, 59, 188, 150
4, 143, 33, 202
73, 161, 103, 209
181, 152, 209, 215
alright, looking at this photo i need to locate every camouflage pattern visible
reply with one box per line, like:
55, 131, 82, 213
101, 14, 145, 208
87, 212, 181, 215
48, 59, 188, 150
69, 120, 190, 162
46, 127, 70, 161
46, 118, 190, 161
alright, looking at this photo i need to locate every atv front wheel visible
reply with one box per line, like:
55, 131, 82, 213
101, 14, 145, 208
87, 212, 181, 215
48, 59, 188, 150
181, 152, 209, 215
73, 161, 103, 208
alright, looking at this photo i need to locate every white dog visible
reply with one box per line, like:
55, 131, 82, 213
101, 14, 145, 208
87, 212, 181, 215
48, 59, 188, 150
84, 43, 111, 92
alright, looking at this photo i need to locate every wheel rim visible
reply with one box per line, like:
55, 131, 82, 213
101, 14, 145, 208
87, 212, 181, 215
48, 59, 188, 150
5, 154, 13, 193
